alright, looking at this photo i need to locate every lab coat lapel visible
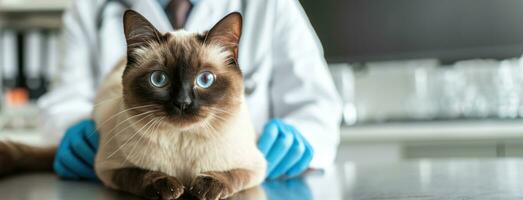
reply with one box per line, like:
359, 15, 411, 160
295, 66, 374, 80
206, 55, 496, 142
125, 0, 242, 34
129, 0, 174, 32
98, 2, 127, 79
185, 0, 241, 33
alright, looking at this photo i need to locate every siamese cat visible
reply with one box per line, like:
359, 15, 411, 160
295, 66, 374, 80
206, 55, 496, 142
0, 10, 266, 200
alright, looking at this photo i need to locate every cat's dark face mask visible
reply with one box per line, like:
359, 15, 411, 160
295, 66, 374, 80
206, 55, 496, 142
120, 10, 244, 130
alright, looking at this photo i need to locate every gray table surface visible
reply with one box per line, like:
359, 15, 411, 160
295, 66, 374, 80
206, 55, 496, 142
1, 159, 523, 200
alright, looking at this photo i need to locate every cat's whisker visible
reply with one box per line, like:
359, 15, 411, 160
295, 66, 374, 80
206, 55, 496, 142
206, 107, 234, 117
106, 109, 159, 135
201, 119, 219, 134
208, 109, 231, 118
133, 118, 163, 163
138, 118, 161, 158
97, 104, 157, 128
85, 104, 158, 139
202, 122, 214, 134
101, 110, 159, 148
198, 119, 210, 133
205, 122, 220, 139
106, 114, 157, 159
124, 118, 154, 162
125, 117, 162, 166
139, 117, 164, 164
208, 112, 228, 123
206, 106, 230, 114
209, 118, 220, 131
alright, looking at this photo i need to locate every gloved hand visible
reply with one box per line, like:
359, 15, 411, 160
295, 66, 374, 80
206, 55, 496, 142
258, 119, 314, 180
54, 119, 99, 180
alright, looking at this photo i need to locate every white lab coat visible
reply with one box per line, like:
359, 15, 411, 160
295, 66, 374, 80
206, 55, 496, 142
38, 0, 342, 169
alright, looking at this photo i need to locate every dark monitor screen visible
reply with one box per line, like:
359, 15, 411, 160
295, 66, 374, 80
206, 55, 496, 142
300, 0, 523, 63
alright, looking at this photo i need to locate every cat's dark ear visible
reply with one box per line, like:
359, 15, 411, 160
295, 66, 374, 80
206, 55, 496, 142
123, 10, 162, 64
204, 12, 242, 61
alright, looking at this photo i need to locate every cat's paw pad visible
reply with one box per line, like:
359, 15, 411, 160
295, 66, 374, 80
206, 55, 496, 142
144, 176, 185, 200
189, 175, 235, 200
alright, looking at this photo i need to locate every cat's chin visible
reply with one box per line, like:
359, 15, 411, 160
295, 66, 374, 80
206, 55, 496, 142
163, 115, 206, 130
157, 114, 223, 134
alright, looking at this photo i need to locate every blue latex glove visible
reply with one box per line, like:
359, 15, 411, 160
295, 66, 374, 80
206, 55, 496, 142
258, 119, 314, 180
54, 119, 99, 180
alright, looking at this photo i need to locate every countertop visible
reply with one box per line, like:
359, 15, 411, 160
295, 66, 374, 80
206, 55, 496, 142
2, 159, 523, 200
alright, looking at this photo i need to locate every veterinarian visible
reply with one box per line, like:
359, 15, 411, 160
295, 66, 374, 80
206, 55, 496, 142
38, 0, 342, 180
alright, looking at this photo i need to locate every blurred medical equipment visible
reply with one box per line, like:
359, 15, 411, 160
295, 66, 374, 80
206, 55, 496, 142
332, 56, 523, 124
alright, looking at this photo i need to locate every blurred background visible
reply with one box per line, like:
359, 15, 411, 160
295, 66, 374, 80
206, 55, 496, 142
3, 0, 523, 164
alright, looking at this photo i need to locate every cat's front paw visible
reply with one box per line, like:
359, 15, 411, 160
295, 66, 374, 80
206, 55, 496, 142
189, 175, 235, 200
144, 176, 185, 200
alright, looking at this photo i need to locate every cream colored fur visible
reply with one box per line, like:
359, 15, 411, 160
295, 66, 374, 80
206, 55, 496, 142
92, 34, 266, 191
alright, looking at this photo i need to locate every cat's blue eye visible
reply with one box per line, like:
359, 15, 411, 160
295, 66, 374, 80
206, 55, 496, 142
149, 71, 168, 88
195, 71, 215, 89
